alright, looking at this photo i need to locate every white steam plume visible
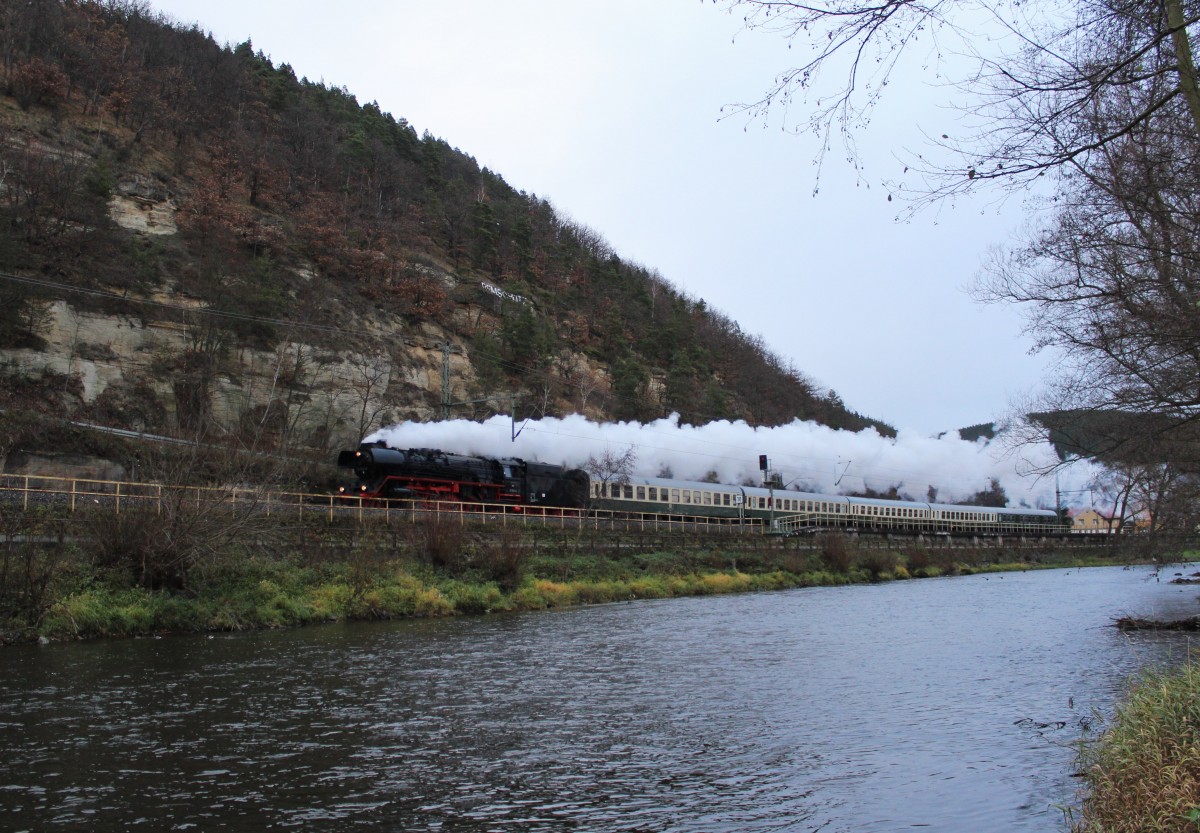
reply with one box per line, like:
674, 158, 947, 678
364, 414, 1096, 509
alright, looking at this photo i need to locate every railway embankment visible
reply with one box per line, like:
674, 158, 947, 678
0, 507, 1161, 644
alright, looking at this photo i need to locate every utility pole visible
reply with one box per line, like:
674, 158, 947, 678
510, 393, 529, 441
436, 343, 525, 441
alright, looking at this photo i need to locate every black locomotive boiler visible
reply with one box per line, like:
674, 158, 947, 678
337, 441, 589, 509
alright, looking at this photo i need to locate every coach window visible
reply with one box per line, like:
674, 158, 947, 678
636, 486, 645, 500
703, 492, 712, 505
623, 485, 633, 499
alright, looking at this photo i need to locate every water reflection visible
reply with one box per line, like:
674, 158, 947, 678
2, 564, 1197, 832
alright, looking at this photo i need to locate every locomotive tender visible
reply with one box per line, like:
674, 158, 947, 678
337, 441, 1067, 537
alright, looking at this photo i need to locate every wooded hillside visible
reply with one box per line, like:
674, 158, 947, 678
0, 0, 891, 473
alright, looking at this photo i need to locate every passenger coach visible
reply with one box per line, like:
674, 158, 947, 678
589, 476, 1063, 536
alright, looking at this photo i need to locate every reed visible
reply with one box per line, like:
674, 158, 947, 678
1071, 663, 1200, 833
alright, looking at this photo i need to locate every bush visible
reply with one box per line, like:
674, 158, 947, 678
475, 531, 529, 591
442, 581, 505, 614
856, 549, 899, 580
413, 517, 466, 571
697, 572, 751, 594
818, 532, 855, 573
904, 544, 932, 572
0, 509, 75, 635
931, 548, 960, 575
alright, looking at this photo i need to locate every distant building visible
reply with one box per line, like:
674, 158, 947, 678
1070, 506, 1153, 533
1072, 507, 1117, 533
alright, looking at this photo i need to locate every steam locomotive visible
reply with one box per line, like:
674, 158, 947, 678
337, 442, 590, 508
337, 441, 1068, 537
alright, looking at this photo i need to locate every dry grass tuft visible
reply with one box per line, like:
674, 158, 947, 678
1072, 663, 1200, 833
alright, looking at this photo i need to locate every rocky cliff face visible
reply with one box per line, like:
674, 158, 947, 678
1, 183, 610, 474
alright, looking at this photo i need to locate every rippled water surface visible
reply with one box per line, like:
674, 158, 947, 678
3, 564, 1199, 832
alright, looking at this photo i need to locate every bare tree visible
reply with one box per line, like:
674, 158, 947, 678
584, 446, 638, 506
1090, 456, 1200, 560
978, 52, 1200, 460
87, 442, 285, 591
349, 348, 399, 442
732, 0, 1200, 544
719, 0, 1200, 199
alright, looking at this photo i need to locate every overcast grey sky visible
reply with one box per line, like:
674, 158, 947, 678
146, 0, 1053, 436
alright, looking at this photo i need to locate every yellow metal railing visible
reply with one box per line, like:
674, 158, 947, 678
0, 473, 766, 534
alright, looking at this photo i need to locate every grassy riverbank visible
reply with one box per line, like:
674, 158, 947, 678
1070, 663, 1200, 833
0, 515, 1151, 643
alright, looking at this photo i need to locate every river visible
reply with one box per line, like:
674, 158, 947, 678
2, 563, 1198, 832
